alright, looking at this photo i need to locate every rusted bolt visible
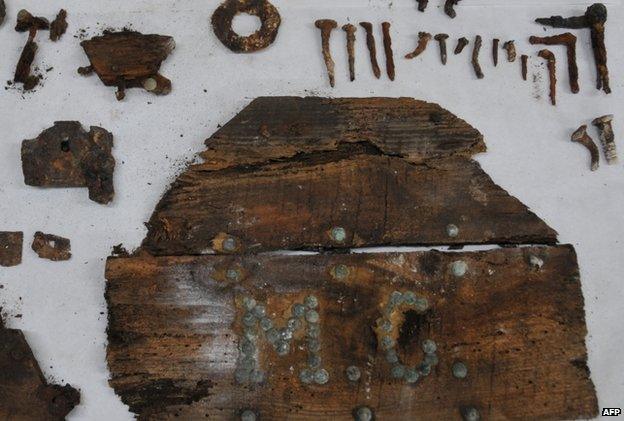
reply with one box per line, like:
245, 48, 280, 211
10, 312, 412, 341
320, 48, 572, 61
342, 24, 357, 82
503, 40, 517, 62
592, 115, 617, 164
530, 33, 579, 94
538, 49, 557, 106
454, 37, 469, 55
452, 361, 468, 379
330, 227, 347, 243
381, 22, 395, 81
405, 32, 432, 59
571, 125, 600, 171
359, 22, 381, 79
451, 260, 467, 277
471, 35, 484, 79
434, 33, 449, 65
315, 19, 338, 87
444, 0, 462, 19
492, 38, 499, 66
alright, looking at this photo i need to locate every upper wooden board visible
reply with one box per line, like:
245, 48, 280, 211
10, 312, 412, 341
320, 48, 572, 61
200, 97, 485, 170
106, 246, 597, 420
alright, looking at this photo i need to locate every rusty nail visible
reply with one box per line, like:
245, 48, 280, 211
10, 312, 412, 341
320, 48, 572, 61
471, 35, 484, 79
315, 19, 338, 87
405, 32, 432, 59
535, 3, 610, 94
502, 40, 516, 63
342, 24, 357, 82
521, 54, 528, 80
417, 0, 429, 12
530, 33, 579, 93
592, 115, 617, 164
538, 49, 557, 106
444, 0, 462, 19
492, 38, 499, 66
454, 37, 469, 55
381, 22, 395, 81
571, 125, 600, 171
359, 22, 381, 79
434, 33, 449, 65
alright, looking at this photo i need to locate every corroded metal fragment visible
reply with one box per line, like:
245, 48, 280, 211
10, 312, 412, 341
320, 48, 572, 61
0, 315, 80, 419
211, 0, 281, 53
78, 31, 175, 100
571, 125, 600, 171
382, 22, 395, 80
49, 9, 67, 41
32, 232, 71, 261
21, 121, 115, 204
14, 10, 50, 91
405, 32, 432, 59
538, 49, 557, 106
359, 22, 381, 79
106, 246, 597, 419
0, 232, 23, 267
472, 35, 483, 79
315, 19, 337, 87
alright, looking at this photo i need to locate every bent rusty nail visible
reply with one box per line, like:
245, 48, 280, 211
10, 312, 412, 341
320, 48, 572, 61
405, 32, 432, 59
382, 22, 395, 81
503, 40, 517, 62
492, 38, 499, 66
472, 35, 484, 79
454, 37, 469, 55
535, 3, 610, 94
521, 54, 528, 80
359, 22, 381, 79
538, 49, 557, 106
315, 19, 338, 87
342, 24, 356, 81
445, 0, 461, 19
529, 33, 579, 94
592, 115, 617, 164
571, 125, 600, 171
434, 33, 449, 65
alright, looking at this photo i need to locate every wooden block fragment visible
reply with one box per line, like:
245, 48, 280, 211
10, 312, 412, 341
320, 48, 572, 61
105, 246, 597, 419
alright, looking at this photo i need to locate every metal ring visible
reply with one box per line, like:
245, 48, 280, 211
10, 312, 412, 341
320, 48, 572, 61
211, 0, 281, 53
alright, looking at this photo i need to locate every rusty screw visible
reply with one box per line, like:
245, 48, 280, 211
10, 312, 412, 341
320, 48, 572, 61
592, 115, 617, 164
434, 33, 449, 65
315, 19, 338, 87
342, 24, 357, 82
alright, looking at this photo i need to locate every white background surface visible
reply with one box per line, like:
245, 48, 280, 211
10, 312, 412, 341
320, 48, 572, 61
0, 0, 622, 419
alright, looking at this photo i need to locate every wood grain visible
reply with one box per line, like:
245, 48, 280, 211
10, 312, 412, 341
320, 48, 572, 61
106, 246, 597, 420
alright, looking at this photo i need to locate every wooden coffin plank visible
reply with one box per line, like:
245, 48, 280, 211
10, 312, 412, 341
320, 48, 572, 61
106, 246, 597, 420
142, 152, 557, 255
199, 97, 485, 171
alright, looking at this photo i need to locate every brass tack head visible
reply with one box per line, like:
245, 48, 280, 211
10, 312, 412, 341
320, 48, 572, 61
143, 77, 158, 91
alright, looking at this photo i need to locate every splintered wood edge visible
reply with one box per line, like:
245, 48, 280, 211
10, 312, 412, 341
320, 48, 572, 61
198, 97, 486, 171
105, 246, 597, 420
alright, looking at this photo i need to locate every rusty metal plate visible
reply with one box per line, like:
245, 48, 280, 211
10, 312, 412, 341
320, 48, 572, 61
0, 232, 23, 267
106, 246, 597, 419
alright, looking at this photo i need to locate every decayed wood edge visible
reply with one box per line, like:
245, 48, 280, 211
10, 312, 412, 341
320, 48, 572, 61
0, 316, 81, 419
198, 97, 485, 171
104, 245, 597, 419
141, 150, 558, 256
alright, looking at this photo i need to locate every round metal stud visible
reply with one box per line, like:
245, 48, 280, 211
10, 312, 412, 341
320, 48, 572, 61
424, 353, 439, 366
385, 349, 399, 364
447, 224, 459, 238
450, 260, 468, 277
240, 339, 255, 355
266, 328, 280, 344
391, 364, 406, 379
276, 341, 290, 356
461, 406, 481, 421
381, 336, 395, 350
307, 323, 320, 338
330, 226, 347, 243
332, 264, 350, 280
252, 304, 267, 319
143, 77, 158, 91
355, 406, 373, 421
292, 303, 306, 318
242, 312, 256, 327
279, 327, 293, 341
241, 409, 257, 421
403, 291, 417, 305
287, 318, 302, 331
259, 317, 273, 331
305, 310, 320, 324
242, 296, 256, 311
299, 369, 314, 384
304, 295, 319, 309
314, 368, 329, 384
226, 268, 241, 281
250, 370, 265, 384
346, 365, 361, 382
452, 362, 468, 379
414, 296, 429, 313
405, 368, 420, 384
422, 339, 437, 354
529, 255, 544, 269
308, 354, 322, 368
308, 338, 321, 353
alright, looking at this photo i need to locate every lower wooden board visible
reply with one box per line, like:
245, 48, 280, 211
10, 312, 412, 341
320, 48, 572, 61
106, 246, 597, 420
